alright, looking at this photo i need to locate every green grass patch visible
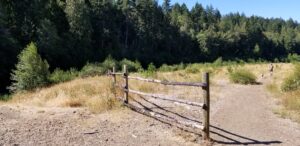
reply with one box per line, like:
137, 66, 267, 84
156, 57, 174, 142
229, 69, 257, 84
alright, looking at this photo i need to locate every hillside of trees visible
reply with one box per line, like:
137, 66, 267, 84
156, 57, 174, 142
1, 0, 300, 93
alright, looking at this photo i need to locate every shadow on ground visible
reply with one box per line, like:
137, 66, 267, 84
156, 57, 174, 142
210, 125, 282, 145
126, 95, 282, 145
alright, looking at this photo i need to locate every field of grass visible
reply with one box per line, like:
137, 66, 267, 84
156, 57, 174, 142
1, 62, 299, 121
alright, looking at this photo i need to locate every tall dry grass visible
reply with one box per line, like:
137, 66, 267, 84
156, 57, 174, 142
264, 63, 300, 122
10, 76, 121, 113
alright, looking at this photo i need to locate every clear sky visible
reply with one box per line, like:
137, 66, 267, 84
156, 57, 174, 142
158, 0, 300, 22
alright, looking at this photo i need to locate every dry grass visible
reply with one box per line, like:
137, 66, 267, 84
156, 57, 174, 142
9, 76, 121, 114
263, 63, 300, 123
5, 63, 297, 119
283, 90, 300, 111
266, 82, 280, 96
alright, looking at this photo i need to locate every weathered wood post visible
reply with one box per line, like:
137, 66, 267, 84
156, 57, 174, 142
202, 72, 210, 140
112, 66, 116, 86
123, 65, 129, 104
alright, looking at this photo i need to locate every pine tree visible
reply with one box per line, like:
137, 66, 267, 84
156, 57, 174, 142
162, 0, 171, 13
9, 42, 50, 92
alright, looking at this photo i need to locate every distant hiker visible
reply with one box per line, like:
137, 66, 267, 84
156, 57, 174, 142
269, 64, 274, 76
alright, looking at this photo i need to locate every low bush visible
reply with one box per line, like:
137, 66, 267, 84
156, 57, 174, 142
49, 68, 79, 84
80, 63, 106, 77
142, 63, 157, 77
213, 57, 223, 66
287, 53, 300, 62
158, 63, 185, 72
0, 94, 11, 101
119, 59, 143, 72
101, 55, 119, 71
185, 64, 200, 73
281, 64, 300, 92
229, 69, 257, 84
159, 64, 176, 72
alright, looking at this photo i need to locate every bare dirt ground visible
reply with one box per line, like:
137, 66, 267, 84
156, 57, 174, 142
1, 77, 300, 145
210, 79, 300, 145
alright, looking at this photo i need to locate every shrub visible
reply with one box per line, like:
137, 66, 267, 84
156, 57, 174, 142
142, 63, 156, 77
0, 94, 11, 101
213, 57, 223, 66
9, 42, 50, 92
80, 63, 106, 77
229, 69, 257, 84
281, 64, 300, 92
147, 63, 156, 72
50, 68, 79, 84
185, 64, 200, 73
119, 59, 143, 72
158, 63, 186, 72
102, 55, 119, 71
159, 64, 176, 72
287, 53, 300, 62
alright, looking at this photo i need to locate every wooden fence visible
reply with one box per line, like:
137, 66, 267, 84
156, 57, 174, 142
108, 65, 210, 140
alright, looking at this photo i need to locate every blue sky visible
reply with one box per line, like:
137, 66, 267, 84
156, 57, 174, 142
158, 0, 300, 22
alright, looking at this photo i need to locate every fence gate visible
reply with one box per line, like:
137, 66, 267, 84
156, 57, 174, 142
108, 65, 210, 140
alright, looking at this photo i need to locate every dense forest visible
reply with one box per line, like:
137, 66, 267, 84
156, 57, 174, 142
1, 0, 300, 92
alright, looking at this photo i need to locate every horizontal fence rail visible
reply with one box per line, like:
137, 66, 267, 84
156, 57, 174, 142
128, 76, 207, 87
125, 89, 204, 107
108, 65, 210, 140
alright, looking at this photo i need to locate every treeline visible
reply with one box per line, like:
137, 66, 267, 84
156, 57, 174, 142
1, 0, 300, 92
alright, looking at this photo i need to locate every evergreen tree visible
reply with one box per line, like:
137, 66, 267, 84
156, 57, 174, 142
9, 42, 50, 92
0, 6, 19, 92
162, 0, 171, 13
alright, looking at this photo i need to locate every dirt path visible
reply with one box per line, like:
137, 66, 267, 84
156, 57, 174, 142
210, 80, 300, 145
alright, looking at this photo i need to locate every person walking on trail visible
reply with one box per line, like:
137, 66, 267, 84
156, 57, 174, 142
269, 64, 274, 76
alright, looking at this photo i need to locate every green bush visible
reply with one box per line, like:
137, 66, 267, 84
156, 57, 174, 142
159, 64, 176, 72
142, 63, 156, 77
185, 64, 200, 73
213, 57, 223, 66
9, 42, 50, 92
102, 55, 119, 71
158, 63, 185, 72
287, 53, 300, 62
229, 69, 257, 84
0, 94, 11, 101
50, 68, 79, 84
281, 64, 300, 92
80, 63, 106, 77
120, 59, 143, 72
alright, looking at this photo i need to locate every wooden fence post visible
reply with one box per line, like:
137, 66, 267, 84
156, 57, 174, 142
123, 65, 129, 104
112, 66, 116, 86
202, 72, 210, 140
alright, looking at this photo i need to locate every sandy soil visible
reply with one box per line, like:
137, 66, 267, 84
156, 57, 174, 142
1, 78, 300, 146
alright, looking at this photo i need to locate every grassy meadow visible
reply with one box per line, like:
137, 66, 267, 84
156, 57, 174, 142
1, 61, 299, 123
